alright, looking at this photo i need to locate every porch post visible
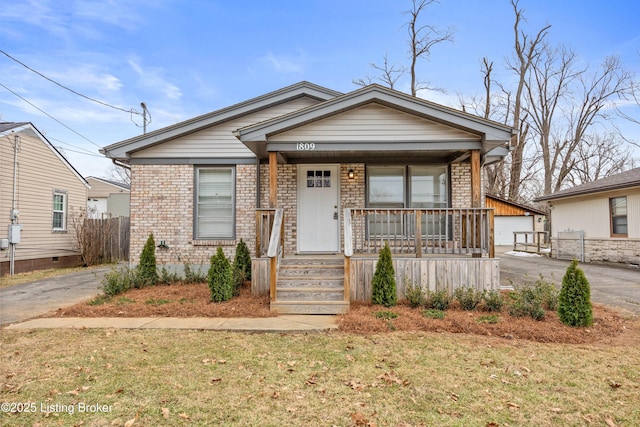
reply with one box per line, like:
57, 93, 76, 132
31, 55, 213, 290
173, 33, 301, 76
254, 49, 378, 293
269, 151, 278, 208
471, 150, 481, 208
471, 150, 482, 258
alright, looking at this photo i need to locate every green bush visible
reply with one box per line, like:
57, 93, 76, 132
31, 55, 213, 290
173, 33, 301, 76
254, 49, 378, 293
102, 266, 139, 296
234, 239, 252, 281
159, 265, 180, 285
137, 232, 158, 287
423, 309, 445, 319
454, 287, 484, 311
482, 291, 505, 312
232, 267, 246, 296
183, 262, 206, 284
403, 279, 426, 308
427, 289, 451, 311
508, 286, 545, 321
208, 247, 234, 302
375, 311, 399, 320
476, 314, 500, 324
557, 260, 593, 327
371, 243, 397, 307
533, 276, 559, 311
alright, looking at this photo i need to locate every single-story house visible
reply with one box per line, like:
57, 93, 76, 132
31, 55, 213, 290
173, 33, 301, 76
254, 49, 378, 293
86, 176, 130, 218
536, 167, 640, 265
0, 122, 90, 275
101, 82, 515, 313
486, 194, 547, 246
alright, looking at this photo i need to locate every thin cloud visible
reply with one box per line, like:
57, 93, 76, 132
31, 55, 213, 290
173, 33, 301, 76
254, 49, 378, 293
128, 58, 182, 100
261, 52, 306, 74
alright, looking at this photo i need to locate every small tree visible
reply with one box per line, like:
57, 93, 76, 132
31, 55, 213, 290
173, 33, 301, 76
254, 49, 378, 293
557, 260, 593, 327
234, 239, 252, 281
372, 243, 397, 307
208, 247, 234, 302
137, 232, 158, 287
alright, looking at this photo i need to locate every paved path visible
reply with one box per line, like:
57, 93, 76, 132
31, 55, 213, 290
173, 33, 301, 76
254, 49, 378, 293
4, 315, 338, 332
497, 246, 640, 316
0, 266, 111, 325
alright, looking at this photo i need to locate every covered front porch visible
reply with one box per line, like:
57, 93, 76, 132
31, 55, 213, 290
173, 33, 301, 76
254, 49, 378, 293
234, 85, 513, 313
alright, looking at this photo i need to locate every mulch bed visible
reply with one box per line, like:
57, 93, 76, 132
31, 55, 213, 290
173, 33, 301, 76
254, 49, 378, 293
44, 282, 634, 345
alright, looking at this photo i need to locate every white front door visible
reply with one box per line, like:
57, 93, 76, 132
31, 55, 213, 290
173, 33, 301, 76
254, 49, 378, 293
298, 165, 340, 253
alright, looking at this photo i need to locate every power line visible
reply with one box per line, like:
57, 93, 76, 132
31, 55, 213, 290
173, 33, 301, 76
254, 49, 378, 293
0, 81, 102, 148
53, 146, 104, 157
49, 137, 103, 156
0, 49, 141, 115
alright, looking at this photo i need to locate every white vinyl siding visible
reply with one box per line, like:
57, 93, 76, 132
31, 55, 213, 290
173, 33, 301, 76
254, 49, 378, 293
132, 97, 319, 158
52, 191, 67, 230
269, 104, 480, 142
195, 167, 235, 239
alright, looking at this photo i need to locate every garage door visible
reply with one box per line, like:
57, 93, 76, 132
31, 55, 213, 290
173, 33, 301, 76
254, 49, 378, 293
494, 216, 533, 245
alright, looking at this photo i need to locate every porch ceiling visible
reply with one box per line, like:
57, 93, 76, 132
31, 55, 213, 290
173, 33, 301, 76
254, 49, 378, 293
272, 149, 469, 164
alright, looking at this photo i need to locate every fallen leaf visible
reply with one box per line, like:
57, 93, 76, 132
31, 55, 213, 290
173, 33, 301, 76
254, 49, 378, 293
124, 418, 136, 427
211, 377, 222, 383
161, 408, 169, 419
346, 354, 355, 362
486, 423, 499, 427
550, 407, 562, 413
67, 389, 79, 396
507, 402, 520, 409
272, 391, 280, 399
350, 411, 369, 426
605, 419, 617, 427
450, 393, 459, 401
178, 413, 189, 419
609, 380, 622, 389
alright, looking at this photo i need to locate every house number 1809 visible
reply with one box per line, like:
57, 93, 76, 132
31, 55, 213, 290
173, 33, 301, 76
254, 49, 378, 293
297, 143, 316, 151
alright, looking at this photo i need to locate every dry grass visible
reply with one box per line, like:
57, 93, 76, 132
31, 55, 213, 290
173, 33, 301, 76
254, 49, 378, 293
0, 265, 106, 289
1, 325, 639, 426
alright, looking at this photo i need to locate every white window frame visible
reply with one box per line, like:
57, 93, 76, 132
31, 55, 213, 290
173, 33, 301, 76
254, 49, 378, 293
52, 191, 67, 231
195, 166, 235, 240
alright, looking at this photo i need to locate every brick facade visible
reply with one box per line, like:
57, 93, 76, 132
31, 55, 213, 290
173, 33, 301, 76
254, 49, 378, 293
130, 160, 477, 264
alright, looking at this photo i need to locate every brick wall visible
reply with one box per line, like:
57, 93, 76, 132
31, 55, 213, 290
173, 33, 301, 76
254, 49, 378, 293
551, 237, 640, 264
130, 164, 256, 267
451, 162, 473, 208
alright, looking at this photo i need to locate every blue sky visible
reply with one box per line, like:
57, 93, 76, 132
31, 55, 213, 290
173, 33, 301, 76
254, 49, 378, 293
1, 0, 639, 178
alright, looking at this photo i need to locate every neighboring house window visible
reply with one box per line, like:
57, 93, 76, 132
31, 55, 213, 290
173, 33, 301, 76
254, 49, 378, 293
610, 197, 628, 237
52, 191, 67, 231
367, 165, 448, 237
195, 167, 235, 239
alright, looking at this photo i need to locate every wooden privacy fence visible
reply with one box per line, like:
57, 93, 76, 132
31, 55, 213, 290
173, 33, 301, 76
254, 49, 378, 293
82, 217, 130, 264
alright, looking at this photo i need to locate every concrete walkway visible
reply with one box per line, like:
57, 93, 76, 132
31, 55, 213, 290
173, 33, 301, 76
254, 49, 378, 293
4, 315, 338, 333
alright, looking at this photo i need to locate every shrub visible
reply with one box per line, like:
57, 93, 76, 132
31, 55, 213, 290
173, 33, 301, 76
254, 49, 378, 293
232, 267, 246, 296
423, 309, 445, 319
371, 243, 397, 307
234, 239, 252, 281
476, 314, 500, 324
102, 266, 139, 296
482, 291, 505, 312
183, 262, 207, 284
427, 289, 451, 311
557, 260, 593, 327
208, 247, 234, 302
137, 232, 158, 287
375, 311, 399, 320
508, 286, 545, 321
159, 265, 180, 285
533, 276, 559, 311
454, 287, 484, 311
403, 278, 426, 308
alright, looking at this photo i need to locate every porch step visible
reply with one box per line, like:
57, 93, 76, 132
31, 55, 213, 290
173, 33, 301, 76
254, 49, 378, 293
270, 301, 350, 315
273, 258, 348, 314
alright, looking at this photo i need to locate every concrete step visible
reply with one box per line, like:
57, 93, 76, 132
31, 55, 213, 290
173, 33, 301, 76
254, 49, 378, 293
270, 300, 350, 315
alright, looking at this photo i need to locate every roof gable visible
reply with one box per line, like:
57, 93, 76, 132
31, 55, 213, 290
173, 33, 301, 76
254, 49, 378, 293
101, 82, 341, 160
1, 122, 89, 188
536, 167, 640, 202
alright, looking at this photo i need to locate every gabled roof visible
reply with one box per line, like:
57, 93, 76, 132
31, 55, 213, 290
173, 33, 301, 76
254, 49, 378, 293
86, 176, 130, 191
536, 167, 640, 202
1, 122, 90, 188
101, 81, 341, 160
486, 194, 547, 216
234, 84, 515, 158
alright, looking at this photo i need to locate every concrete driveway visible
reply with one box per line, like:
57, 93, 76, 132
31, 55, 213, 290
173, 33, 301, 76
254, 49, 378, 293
0, 266, 111, 326
497, 246, 640, 317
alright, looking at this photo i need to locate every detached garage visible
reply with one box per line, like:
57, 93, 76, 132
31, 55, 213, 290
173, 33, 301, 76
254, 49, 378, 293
486, 195, 547, 246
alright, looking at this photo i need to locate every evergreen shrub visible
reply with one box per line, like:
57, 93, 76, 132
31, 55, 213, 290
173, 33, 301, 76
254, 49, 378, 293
557, 260, 593, 327
371, 243, 397, 307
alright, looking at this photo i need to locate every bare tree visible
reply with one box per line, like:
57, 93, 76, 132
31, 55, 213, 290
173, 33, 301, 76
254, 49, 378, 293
353, 54, 406, 89
505, 0, 551, 200
566, 133, 635, 187
105, 163, 131, 186
406, 0, 454, 95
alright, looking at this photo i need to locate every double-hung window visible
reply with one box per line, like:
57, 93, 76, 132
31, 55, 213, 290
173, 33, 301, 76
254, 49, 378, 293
195, 167, 235, 239
52, 191, 67, 231
610, 197, 627, 237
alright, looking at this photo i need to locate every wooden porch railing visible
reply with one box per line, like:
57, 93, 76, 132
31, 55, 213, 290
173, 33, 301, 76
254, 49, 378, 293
263, 209, 284, 301
344, 208, 495, 258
